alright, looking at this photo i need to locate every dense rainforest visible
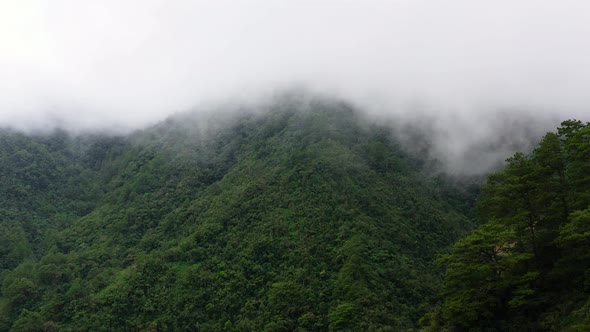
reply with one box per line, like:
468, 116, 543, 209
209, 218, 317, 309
0, 95, 587, 331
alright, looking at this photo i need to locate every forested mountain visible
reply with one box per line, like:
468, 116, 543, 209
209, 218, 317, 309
0, 98, 477, 331
1, 95, 587, 331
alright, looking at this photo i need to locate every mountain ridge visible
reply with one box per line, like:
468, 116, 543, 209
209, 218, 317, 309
0, 98, 477, 331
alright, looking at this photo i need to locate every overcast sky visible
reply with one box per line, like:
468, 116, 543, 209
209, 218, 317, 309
1, 0, 590, 131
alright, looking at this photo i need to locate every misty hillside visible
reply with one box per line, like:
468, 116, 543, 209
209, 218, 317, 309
4, 2, 590, 331
0, 98, 479, 331
1, 96, 589, 332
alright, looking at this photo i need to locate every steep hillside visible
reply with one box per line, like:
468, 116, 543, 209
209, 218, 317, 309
0, 129, 126, 272
0, 98, 477, 331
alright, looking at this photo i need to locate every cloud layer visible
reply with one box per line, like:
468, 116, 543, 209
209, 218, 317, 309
1, 0, 590, 132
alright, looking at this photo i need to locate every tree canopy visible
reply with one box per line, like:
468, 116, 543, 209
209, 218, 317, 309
0, 100, 477, 331
423, 119, 590, 331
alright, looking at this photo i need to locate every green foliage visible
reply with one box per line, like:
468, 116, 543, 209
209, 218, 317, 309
426, 119, 590, 331
0, 99, 476, 331
11, 309, 43, 332
329, 302, 356, 331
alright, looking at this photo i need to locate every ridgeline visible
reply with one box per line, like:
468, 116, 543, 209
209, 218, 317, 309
4, 96, 588, 331
0, 97, 476, 331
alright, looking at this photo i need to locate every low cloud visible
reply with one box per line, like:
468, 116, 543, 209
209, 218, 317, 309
1, 1, 589, 171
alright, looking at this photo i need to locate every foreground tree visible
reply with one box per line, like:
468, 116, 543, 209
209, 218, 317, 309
424, 120, 590, 331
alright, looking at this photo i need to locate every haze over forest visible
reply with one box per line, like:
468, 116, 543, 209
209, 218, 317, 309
2, 0, 589, 177
3, 2, 590, 331
2, 0, 589, 130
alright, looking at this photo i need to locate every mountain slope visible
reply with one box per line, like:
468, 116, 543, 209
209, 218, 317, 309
0, 98, 476, 331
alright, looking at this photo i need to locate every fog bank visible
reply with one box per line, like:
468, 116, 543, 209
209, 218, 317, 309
2, 1, 589, 172
2, 1, 589, 130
